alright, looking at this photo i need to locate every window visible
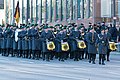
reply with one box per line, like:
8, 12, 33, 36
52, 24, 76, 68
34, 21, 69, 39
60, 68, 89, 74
52, 0, 55, 22
73, 0, 76, 19
46, 0, 49, 22
84, 0, 87, 18
42, 0, 46, 23
77, 0, 82, 19
56, 0, 59, 20
62, 0, 65, 20
66, 0, 70, 20
33, 0, 36, 23
90, 0, 93, 18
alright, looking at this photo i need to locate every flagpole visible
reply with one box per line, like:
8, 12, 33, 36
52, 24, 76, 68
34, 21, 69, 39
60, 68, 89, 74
13, 0, 15, 24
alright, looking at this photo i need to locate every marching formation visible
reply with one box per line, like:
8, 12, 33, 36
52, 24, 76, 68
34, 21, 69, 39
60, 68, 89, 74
0, 22, 117, 65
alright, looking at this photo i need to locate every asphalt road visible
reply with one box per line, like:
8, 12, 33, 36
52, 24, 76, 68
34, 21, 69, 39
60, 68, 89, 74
0, 52, 120, 80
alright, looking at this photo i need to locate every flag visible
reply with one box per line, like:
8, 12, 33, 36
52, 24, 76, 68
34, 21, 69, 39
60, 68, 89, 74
14, 1, 20, 24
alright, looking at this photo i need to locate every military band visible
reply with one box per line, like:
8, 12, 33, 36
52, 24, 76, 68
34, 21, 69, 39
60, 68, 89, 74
0, 22, 117, 65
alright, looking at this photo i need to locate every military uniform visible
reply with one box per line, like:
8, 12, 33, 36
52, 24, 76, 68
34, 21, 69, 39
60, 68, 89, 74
105, 27, 111, 61
86, 28, 98, 64
0, 27, 3, 54
2, 28, 7, 56
31, 26, 40, 59
12, 27, 18, 57
41, 26, 54, 61
60, 31, 67, 61
21, 28, 28, 58
78, 26, 86, 60
17, 28, 23, 57
5, 27, 13, 56
27, 26, 32, 59
97, 29, 109, 65
68, 29, 79, 61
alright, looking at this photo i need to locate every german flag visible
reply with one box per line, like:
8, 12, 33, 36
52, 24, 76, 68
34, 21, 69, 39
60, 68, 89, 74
14, 1, 20, 24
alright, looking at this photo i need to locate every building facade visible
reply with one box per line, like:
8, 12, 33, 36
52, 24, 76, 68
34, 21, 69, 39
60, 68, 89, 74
4, 0, 120, 27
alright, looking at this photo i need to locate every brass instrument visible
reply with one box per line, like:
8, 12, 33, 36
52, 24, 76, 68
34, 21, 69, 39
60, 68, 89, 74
67, 32, 70, 36
46, 39, 55, 51
61, 42, 69, 51
77, 40, 86, 49
54, 31, 57, 34
109, 42, 117, 51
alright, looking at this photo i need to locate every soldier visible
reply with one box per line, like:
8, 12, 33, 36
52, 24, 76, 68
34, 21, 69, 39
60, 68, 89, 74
56, 26, 67, 61
68, 24, 79, 61
53, 25, 59, 59
78, 26, 85, 60
97, 28, 109, 65
86, 27, 98, 64
17, 26, 24, 57
48, 26, 56, 60
24, 25, 29, 58
6, 25, 14, 57
1, 25, 7, 56
67, 24, 74, 59
27, 24, 33, 59
105, 27, 111, 61
41, 24, 54, 61
31, 24, 40, 60
0, 25, 3, 54
12, 25, 18, 57
109, 24, 118, 42
21, 25, 28, 58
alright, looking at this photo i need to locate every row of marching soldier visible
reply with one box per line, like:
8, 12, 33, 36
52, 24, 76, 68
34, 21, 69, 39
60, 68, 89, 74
0, 22, 117, 65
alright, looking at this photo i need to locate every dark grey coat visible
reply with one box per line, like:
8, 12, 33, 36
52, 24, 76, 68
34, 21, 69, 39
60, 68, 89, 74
31, 28, 40, 50
86, 32, 98, 54
1, 31, 7, 49
21, 30, 28, 50
55, 32, 67, 52
18, 31, 22, 50
0, 28, 3, 49
6, 29, 13, 49
68, 30, 79, 52
13, 29, 18, 50
41, 30, 54, 53
97, 33, 109, 54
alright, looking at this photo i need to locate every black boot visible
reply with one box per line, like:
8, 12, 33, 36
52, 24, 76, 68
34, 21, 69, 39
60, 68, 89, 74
92, 60, 96, 64
102, 60, 105, 65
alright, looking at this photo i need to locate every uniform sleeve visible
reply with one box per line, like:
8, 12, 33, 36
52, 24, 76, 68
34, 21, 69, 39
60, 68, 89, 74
86, 33, 93, 44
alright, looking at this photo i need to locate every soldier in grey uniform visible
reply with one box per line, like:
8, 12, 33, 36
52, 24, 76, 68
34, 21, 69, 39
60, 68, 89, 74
12, 25, 18, 57
6, 25, 14, 57
86, 27, 98, 64
0, 25, 3, 54
105, 27, 111, 61
41, 24, 54, 61
97, 28, 109, 65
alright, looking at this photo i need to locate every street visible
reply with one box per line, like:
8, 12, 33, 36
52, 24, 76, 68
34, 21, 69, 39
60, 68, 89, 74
0, 52, 120, 80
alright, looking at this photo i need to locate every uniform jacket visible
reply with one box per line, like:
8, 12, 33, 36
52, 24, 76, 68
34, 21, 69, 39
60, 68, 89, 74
86, 32, 98, 54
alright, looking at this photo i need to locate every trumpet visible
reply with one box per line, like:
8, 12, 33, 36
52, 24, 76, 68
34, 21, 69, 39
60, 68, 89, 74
61, 42, 69, 51
54, 30, 57, 34
109, 42, 117, 51
46, 39, 55, 51
77, 40, 86, 49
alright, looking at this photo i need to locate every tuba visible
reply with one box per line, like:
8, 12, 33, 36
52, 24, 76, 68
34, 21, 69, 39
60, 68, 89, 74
77, 40, 86, 49
109, 42, 117, 51
61, 42, 69, 51
46, 39, 55, 51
